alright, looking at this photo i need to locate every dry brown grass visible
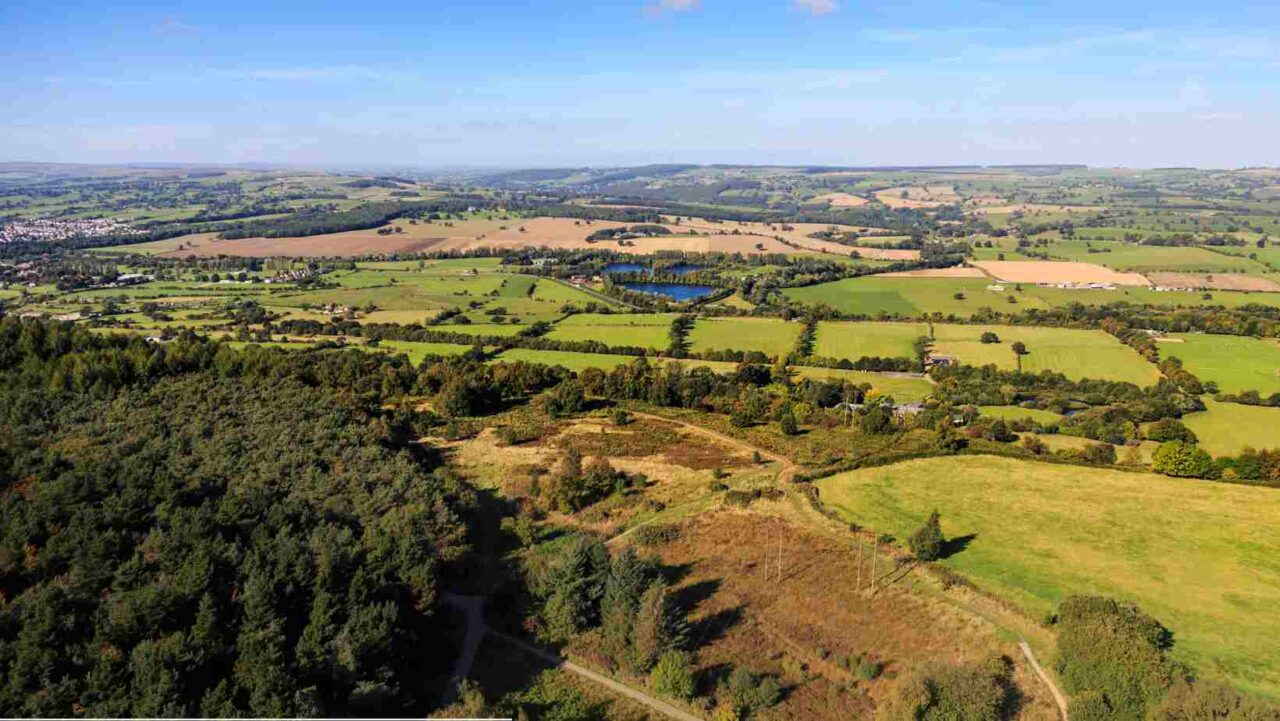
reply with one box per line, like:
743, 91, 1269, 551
877, 266, 989, 279
634, 510, 1059, 720
1146, 271, 1280, 292
875, 185, 962, 208
972, 260, 1150, 286
811, 192, 871, 207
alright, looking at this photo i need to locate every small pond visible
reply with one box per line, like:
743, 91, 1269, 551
620, 282, 716, 301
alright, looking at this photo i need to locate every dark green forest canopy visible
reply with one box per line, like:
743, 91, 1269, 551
0, 321, 479, 717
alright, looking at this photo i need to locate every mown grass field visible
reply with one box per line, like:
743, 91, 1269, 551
1045, 241, 1268, 273
931, 324, 1162, 385
816, 455, 1280, 698
784, 275, 1280, 316
1163, 334, 1280, 395
977, 405, 1063, 424
546, 313, 678, 349
688, 317, 804, 358
812, 321, 926, 359
1180, 399, 1280, 455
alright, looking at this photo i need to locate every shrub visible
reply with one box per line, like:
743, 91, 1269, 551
633, 523, 680, 547
908, 510, 946, 561
980, 331, 1000, 344
611, 408, 632, 426
1152, 441, 1215, 478
721, 667, 782, 716
877, 656, 1012, 721
1144, 418, 1197, 444
1055, 595, 1174, 720
650, 651, 696, 701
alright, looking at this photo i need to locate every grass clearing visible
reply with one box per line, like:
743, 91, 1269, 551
977, 406, 1063, 424
931, 324, 1161, 385
546, 313, 678, 349
1180, 399, 1280, 455
688, 317, 804, 358
1163, 334, 1280, 395
816, 455, 1280, 697
812, 321, 926, 360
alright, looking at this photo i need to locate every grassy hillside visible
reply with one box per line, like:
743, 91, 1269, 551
816, 455, 1280, 698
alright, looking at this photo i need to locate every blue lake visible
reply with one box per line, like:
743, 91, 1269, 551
620, 282, 716, 300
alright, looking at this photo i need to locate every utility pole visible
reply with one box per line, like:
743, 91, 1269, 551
869, 529, 878, 595
855, 531, 864, 591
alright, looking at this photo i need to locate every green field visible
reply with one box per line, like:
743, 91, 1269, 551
375, 339, 475, 363
812, 321, 926, 360
932, 324, 1161, 385
816, 455, 1280, 697
687, 317, 803, 358
1181, 400, 1280, 455
784, 277, 1003, 316
977, 405, 1063, 424
784, 275, 1280, 316
1045, 241, 1267, 273
491, 348, 933, 399
546, 313, 678, 349
1162, 334, 1280, 395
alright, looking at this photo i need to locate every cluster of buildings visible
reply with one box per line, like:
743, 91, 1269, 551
0, 218, 141, 244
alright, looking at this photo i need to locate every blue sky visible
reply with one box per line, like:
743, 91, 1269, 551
3, 0, 1278, 168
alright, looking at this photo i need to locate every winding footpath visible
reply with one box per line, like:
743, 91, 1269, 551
1019, 641, 1070, 721
443, 593, 704, 721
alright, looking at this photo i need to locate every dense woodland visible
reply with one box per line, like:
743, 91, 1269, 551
0, 322, 484, 716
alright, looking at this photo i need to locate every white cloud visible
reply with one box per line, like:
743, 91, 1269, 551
644, 0, 699, 16
794, 0, 838, 15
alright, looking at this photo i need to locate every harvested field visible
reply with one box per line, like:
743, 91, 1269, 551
876, 266, 988, 278
874, 185, 961, 208
1146, 271, 1280, 292
811, 192, 870, 207
636, 511, 1059, 720
116, 214, 919, 260
971, 260, 1150, 286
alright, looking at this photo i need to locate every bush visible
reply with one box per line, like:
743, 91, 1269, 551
1145, 418, 1197, 444
980, 332, 1000, 344
1055, 596, 1174, 720
1152, 441, 1215, 478
721, 667, 782, 716
633, 523, 680, 547
611, 408, 632, 426
650, 651, 696, 701
877, 656, 1012, 721
908, 510, 946, 561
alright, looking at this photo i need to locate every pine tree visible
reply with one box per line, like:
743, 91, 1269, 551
908, 510, 946, 562
600, 549, 651, 660
631, 581, 687, 671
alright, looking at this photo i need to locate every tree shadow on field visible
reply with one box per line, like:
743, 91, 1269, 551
688, 604, 745, 646
673, 578, 720, 614
940, 533, 977, 559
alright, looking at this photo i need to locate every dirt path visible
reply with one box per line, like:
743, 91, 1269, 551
443, 592, 703, 720
490, 628, 705, 721
441, 593, 487, 704
1019, 641, 1070, 721
629, 410, 797, 482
